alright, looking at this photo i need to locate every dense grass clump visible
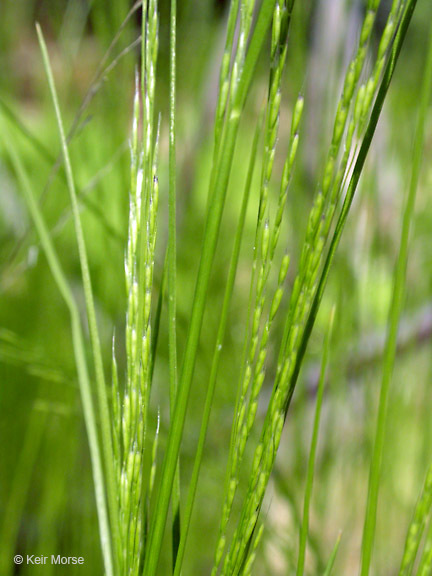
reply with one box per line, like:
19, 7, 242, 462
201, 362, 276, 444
1, 0, 432, 574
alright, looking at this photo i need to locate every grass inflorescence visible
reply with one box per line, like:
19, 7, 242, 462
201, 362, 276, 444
2, 0, 430, 574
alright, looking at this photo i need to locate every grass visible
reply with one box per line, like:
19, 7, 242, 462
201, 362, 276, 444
296, 308, 334, 576
1, 0, 432, 574
2, 121, 113, 575
361, 4, 432, 573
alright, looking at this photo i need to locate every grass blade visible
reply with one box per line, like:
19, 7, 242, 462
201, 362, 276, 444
417, 511, 432, 576
3, 131, 114, 576
0, 407, 46, 576
297, 309, 334, 576
168, 0, 181, 567
143, 3, 277, 574
174, 111, 263, 576
0, 95, 54, 164
323, 532, 342, 576
35, 24, 119, 574
360, 4, 430, 573
150, 255, 166, 384
399, 465, 432, 576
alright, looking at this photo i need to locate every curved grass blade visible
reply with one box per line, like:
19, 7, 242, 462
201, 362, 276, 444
3, 132, 114, 576
5, 1, 142, 273
0, 95, 53, 164
36, 24, 120, 573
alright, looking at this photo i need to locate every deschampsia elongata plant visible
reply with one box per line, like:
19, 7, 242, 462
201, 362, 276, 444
8, 0, 421, 575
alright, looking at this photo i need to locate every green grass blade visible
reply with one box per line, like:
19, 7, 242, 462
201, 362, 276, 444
0, 407, 46, 576
3, 132, 114, 576
35, 24, 119, 574
233, 0, 278, 114
417, 510, 432, 576
4, 3, 144, 273
323, 532, 342, 576
399, 465, 432, 576
273, 467, 326, 571
150, 257, 166, 384
169, 0, 181, 568
168, 0, 178, 428
143, 3, 276, 574
0, 95, 54, 164
297, 309, 334, 576
173, 113, 262, 576
360, 5, 430, 574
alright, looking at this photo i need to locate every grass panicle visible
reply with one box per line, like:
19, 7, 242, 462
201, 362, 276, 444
112, 3, 160, 574
143, 2, 279, 574
212, 3, 295, 572
2, 1, 423, 574
217, 2, 415, 572
417, 516, 432, 576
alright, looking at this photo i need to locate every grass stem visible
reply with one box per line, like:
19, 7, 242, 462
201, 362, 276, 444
36, 25, 120, 574
297, 309, 334, 576
169, 0, 181, 567
360, 5, 431, 573
4, 132, 114, 576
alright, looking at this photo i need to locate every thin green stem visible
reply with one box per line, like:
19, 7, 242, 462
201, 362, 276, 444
297, 310, 334, 576
0, 407, 46, 576
323, 532, 342, 576
399, 464, 432, 575
143, 2, 277, 574
417, 511, 432, 576
361, 4, 431, 573
168, 0, 178, 421
174, 115, 262, 576
36, 25, 119, 574
169, 0, 181, 568
4, 133, 114, 576
150, 253, 166, 384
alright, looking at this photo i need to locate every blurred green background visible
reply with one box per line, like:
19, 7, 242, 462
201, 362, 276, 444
1, 0, 432, 573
